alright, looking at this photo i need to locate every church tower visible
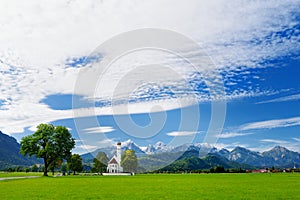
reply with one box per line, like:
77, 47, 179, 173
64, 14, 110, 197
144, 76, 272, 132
116, 142, 122, 165
107, 142, 123, 173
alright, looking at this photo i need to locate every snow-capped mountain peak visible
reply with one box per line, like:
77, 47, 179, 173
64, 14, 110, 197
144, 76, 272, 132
121, 139, 144, 154
144, 144, 156, 154
154, 141, 166, 149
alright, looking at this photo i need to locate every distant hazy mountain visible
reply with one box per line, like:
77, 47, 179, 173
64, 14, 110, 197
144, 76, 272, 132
262, 146, 300, 167
227, 146, 265, 167
218, 148, 230, 157
203, 153, 254, 169
81, 146, 117, 162
170, 143, 218, 156
0, 131, 42, 169
157, 150, 253, 172
226, 146, 300, 168
138, 151, 182, 172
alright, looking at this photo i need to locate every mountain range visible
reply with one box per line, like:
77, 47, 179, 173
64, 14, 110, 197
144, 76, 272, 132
81, 139, 300, 171
0, 131, 42, 169
1, 131, 299, 171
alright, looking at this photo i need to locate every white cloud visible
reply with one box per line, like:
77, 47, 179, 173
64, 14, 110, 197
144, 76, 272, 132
166, 131, 200, 137
98, 139, 115, 146
292, 138, 300, 142
0, 0, 299, 135
83, 126, 115, 134
77, 144, 98, 151
28, 125, 72, 132
260, 139, 289, 144
240, 117, 300, 131
217, 132, 253, 139
257, 94, 300, 104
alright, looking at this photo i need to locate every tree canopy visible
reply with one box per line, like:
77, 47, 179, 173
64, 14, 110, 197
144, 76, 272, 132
20, 123, 75, 176
93, 151, 109, 173
121, 150, 138, 172
68, 154, 83, 175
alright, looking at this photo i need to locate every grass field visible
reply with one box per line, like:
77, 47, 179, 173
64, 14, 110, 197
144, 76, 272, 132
1, 173, 300, 199
0, 172, 42, 178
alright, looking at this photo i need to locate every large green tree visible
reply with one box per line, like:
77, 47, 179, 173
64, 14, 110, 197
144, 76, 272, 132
49, 159, 63, 175
121, 150, 138, 172
93, 151, 109, 173
20, 124, 75, 176
67, 154, 83, 175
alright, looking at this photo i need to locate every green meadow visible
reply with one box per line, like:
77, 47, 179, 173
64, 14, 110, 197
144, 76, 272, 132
0, 172, 42, 178
1, 173, 300, 199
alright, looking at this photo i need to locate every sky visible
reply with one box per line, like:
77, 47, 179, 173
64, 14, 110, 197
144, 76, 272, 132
0, 0, 300, 154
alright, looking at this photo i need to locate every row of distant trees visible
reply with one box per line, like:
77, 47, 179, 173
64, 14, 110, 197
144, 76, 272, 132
153, 166, 300, 174
19, 123, 137, 176
92, 150, 138, 173
5, 155, 84, 175
5, 159, 82, 174
154, 166, 244, 174
7, 150, 137, 175
6, 166, 39, 173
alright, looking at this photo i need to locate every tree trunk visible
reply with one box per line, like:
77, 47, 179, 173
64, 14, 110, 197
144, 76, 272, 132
43, 158, 48, 176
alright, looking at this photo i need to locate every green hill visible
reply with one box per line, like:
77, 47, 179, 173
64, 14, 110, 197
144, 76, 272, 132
0, 131, 42, 169
158, 156, 210, 172
156, 150, 254, 172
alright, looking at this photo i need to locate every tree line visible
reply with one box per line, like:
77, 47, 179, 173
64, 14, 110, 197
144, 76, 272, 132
92, 150, 138, 173
19, 123, 137, 176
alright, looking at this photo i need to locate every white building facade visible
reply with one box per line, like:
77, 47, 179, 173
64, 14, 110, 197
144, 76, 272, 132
107, 142, 123, 173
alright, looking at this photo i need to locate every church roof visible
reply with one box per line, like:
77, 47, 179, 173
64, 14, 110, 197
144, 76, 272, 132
108, 157, 118, 164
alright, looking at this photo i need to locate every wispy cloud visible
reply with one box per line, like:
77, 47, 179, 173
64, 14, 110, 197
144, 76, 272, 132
28, 125, 72, 133
98, 139, 115, 146
77, 144, 98, 151
260, 139, 289, 144
166, 131, 201, 137
292, 138, 300, 142
257, 94, 300, 104
240, 117, 300, 131
217, 132, 253, 139
84, 126, 115, 134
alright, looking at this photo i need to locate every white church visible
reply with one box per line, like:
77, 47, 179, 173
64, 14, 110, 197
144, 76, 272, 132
106, 142, 123, 173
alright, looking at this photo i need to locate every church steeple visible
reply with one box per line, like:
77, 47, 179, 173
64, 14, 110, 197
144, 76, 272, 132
107, 142, 123, 173
117, 142, 122, 165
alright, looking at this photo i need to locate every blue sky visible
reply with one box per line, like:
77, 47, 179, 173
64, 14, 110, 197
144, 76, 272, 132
42, 56, 300, 153
0, 0, 300, 154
